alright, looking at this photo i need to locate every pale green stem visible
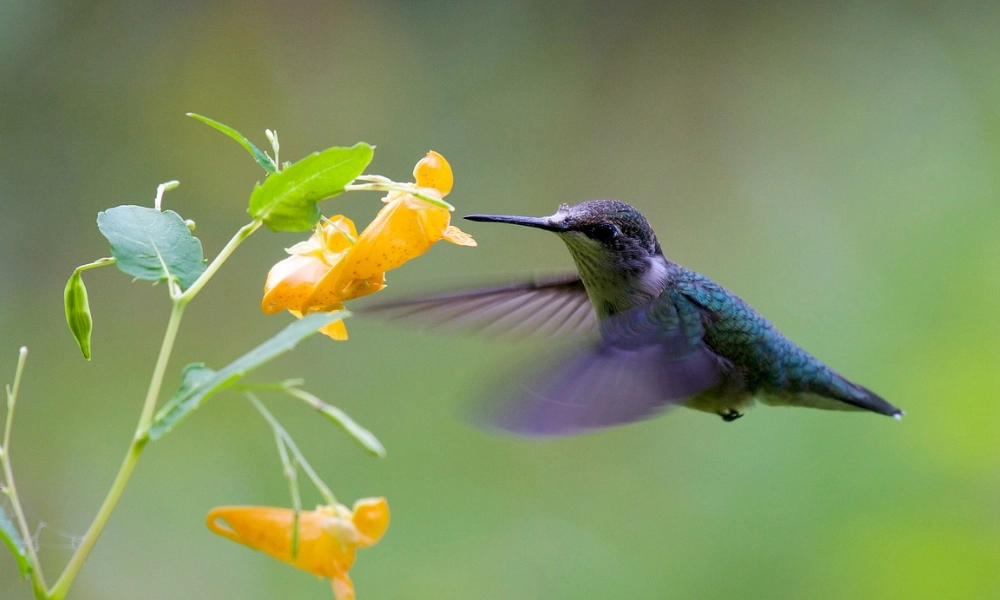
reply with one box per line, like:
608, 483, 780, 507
248, 395, 337, 506
178, 219, 262, 303
256, 392, 301, 555
2, 348, 26, 480
50, 220, 262, 600
49, 299, 185, 600
231, 379, 306, 393
274, 426, 302, 514
252, 392, 303, 513
343, 182, 454, 210
2, 347, 49, 598
138, 300, 185, 432
74, 257, 116, 273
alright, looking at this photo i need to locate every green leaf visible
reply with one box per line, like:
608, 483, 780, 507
172, 362, 218, 399
64, 270, 93, 360
0, 506, 31, 578
316, 402, 386, 458
149, 312, 348, 440
187, 113, 276, 174
248, 143, 374, 231
97, 206, 207, 291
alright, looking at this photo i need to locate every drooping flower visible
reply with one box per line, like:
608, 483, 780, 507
262, 151, 475, 339
207, 498, 389, 600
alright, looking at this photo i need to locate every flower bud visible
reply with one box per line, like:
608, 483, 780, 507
64, 270, 93, 360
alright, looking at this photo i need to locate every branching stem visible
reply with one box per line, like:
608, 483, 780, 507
2, 347, 49, 598
248, 395, 337, 506
48, 219, 262, 600
179, 219, 262, 303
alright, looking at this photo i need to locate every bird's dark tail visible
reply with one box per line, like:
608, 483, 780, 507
840, 383, 904, 419
808, 374, 904, 419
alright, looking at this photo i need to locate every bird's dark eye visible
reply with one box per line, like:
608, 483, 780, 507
588, 222, 619, 242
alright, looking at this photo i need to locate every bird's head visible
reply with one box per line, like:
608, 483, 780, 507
465, 200, 667, 316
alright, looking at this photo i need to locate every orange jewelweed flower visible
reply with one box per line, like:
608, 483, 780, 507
207, 497, 389, 600
261, 215, 357, 340
262, 151, 475, 340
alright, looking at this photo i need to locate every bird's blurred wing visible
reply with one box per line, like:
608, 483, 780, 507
359, 274, 597, 338
479, 337, 721, 436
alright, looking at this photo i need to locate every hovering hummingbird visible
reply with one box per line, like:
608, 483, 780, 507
367, 200, 902, 435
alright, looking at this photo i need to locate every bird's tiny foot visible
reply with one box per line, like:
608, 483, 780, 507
720, 409, 743, 422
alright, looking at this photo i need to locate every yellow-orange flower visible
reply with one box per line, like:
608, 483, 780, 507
262, 151, 475, 340
207, 498, 389, 600
261, 216, 357, 340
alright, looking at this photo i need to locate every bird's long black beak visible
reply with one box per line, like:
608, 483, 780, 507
464, 213, 566, 232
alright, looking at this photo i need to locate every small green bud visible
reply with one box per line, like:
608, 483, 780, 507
64, 270, 94, 360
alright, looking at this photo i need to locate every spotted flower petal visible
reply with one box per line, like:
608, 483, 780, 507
262, 216, 357, 315
413, 150, 454, 196
261, 151, 475, 340
306, 192, 476, 310
207, 498, 389, 600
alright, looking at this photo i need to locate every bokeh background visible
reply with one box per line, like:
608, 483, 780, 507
2, 2, 998, 599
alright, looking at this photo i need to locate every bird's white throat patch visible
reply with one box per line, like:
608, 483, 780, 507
558, 233, 670, 315
640, 255, 670, 296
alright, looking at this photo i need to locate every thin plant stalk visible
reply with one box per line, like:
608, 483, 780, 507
2, 347, 48, 599
248, 395, 337, 506
48, 220, 261, 600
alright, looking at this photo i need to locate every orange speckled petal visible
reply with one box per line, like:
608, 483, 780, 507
207, 506, 356, 580
412, 150, 453, 196
307, 196, 423, 306
262, 216, 358, 315
307, 262, 386, 308
262, 254, 331, 314
352, 196, 446, 274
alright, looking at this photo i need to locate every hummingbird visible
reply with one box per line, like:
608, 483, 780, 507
367, 200, 902, 435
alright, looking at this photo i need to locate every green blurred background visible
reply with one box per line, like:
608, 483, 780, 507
2, 1, 998, 599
